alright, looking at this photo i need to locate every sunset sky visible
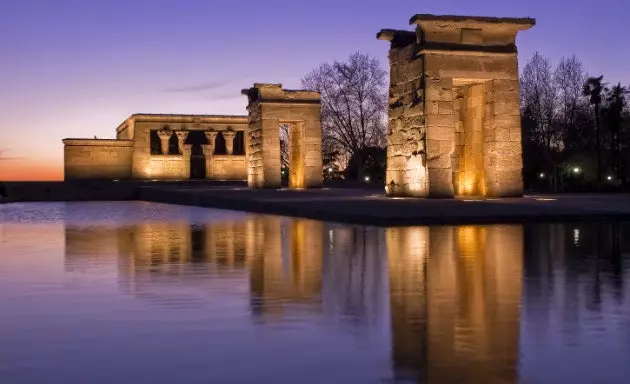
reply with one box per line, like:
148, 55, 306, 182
1, 0, 628, 181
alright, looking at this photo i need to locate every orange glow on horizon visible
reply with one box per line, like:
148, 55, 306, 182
0, 159, 63, 181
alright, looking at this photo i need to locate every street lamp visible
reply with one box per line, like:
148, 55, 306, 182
539, 172, 545, 179
573, 167, 581, 174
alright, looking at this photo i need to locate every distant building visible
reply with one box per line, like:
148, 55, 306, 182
62, 113, 248, 180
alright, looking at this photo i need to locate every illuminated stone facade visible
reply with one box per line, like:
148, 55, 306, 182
63, 114, 249, 180
63, 85, 323, 187
378, 14, 535, 197
242, 84, 323, 189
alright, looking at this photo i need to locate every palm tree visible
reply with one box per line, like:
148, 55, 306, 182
583, 76, 606, 187
604, 83, 628, 181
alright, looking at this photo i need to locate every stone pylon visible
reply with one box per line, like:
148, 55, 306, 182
378, 14, 535, 198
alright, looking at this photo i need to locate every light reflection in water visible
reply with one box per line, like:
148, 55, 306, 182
1, 202, 630, 383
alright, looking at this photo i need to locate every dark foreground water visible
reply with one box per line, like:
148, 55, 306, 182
0, 202, 629, 384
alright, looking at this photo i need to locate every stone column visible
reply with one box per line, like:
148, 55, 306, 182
204, 130, 218, 154
423, 72, 456, 198
222, 130, 237, 155
157, 129, 173, 155
302, 118, 323, 188
175, 130, 189, 154
203, 130, 218, 179
483, 79, 524, 197
182, 144, 192, 179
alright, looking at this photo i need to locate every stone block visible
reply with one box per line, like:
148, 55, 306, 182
426, 124, 454, 142
425, 101, 439, 114
389, 44, 417, 64
425, 85, 453, 101
509, 128, 521, 142
461, 28, 484, 44
426, 114, 454, 128
438, 101, 454, 115
427, 153, 452, 169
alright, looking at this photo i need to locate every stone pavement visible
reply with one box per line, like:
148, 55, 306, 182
138, 186, 630, 226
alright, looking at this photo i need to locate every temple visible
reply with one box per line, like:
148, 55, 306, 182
378, 14, 535, 197
63, 13, 535, 199
64, 114, 249, 180
62, 84, 323, 188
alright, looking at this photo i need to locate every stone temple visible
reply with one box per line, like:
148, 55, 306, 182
63, 83, 323, 189
64, 14, 534, 198
378, 14, 535, 197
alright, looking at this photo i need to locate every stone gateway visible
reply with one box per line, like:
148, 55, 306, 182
242, 84, 323, 189
378, 14, 535, 198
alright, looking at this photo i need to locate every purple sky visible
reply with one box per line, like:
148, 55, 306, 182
1, 0, 628, 180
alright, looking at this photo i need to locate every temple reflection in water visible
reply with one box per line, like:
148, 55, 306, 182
63, 215, 629, 383
387, 225, 523, 382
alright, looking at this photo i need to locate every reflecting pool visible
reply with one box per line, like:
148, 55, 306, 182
1, 202, 629, 383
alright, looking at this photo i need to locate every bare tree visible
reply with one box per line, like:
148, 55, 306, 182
520, 52, 559, 188
301, 52, 387, 178
554, 55, 585, 148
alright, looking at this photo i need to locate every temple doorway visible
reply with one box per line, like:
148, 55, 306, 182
186, 131, 207, 179
279, 122, 306, 188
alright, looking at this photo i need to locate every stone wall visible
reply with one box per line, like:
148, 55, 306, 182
63, 139, 133, 180
382, 33, 429, 197
148, 154, 190, 180
207, 155, 247, 180
126, 114, 248, 180
245, 102, 275, 188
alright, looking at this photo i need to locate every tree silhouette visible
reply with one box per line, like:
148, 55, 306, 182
583, 75, 606, 187
301, 52, 387, 179
604, 83, 629, 181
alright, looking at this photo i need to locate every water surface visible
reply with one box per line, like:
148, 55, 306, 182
1, 202, 629, 383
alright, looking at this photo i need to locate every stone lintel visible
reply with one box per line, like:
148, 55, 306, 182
410, 14, 535, 50
242, 83, 320, 105
149, 154, 186, 160
377, 29, 417, 48
410, 14, 536, 27
419, 42, 517, 55
116, 114, 248, 134
62, 139, 134, 147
